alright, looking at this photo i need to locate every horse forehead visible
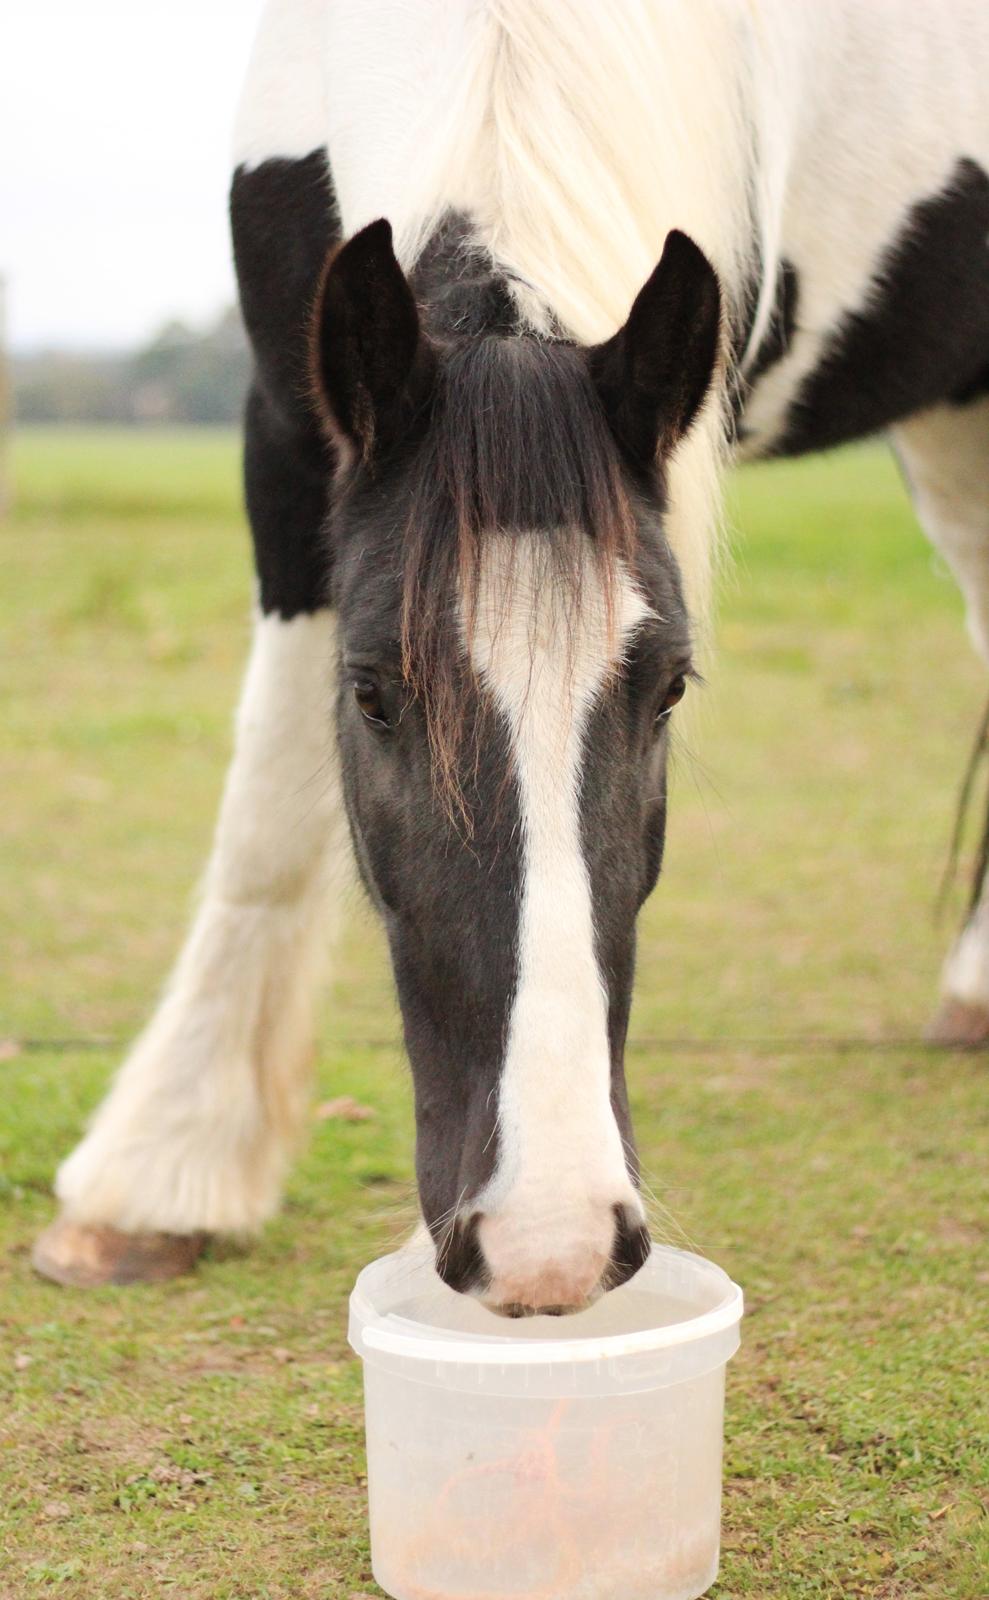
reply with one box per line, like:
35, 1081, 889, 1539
467, 535, 651, 715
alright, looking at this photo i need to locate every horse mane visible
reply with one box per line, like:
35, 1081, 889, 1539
383, 0, 773, 630
400, 334, 637, 807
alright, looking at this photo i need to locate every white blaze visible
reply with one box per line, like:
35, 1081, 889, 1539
467, 537, 648, 1304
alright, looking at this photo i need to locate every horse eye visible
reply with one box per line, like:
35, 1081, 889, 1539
657, 673, 687, 721
354, 679, 389, 728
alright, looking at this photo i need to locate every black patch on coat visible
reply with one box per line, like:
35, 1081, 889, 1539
241, 383, 334, 616
770, 158, 989, 456
230, 149, 340, 615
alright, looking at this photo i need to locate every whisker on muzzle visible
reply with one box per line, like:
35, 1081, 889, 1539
602, 1202, 652, 1293
435, 1212, 490, 1295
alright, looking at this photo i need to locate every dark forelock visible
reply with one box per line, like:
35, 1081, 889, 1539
400, 334, 638, 806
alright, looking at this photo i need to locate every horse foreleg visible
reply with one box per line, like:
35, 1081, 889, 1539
34, 606, 352, 1284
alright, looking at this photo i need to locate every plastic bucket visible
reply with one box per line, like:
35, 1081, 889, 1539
349, 1244, 743, 1600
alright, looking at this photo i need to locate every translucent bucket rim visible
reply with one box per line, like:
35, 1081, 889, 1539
350, 1244, 743, 1368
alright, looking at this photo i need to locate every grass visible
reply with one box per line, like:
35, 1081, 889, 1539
2, 427, 988, 1599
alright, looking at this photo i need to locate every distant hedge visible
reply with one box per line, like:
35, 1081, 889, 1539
14, 309, 251, 426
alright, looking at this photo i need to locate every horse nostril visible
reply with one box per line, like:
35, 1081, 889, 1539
434, 1212, 488, 1295
608, 1203, 651, 1290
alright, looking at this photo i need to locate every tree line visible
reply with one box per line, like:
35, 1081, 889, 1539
14, 308, 251, 426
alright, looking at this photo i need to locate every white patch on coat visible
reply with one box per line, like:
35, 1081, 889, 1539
233, 0, 329, 168
465, 538, 649, 1307
56, 610, 354, 1234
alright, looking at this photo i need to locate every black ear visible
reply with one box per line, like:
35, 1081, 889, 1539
588, 230, 722, 467
312, 218, 431, 456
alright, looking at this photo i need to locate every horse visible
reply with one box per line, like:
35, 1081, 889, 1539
34, 0, 989, 1312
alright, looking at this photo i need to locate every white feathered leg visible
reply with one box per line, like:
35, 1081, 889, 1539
37, 610, 351, 1278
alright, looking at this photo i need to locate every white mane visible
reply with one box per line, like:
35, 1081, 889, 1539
381, 0, 770, 623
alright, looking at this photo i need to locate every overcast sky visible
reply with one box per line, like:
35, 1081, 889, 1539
1, 0, 268, 352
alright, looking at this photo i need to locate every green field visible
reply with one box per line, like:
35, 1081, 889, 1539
2, 428, 987, 1599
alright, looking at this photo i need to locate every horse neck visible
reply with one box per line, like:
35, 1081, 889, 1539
324, 2, 762, 336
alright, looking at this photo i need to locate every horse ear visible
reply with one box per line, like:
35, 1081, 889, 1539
588, 230, 722, 467
312, 218, 430, 456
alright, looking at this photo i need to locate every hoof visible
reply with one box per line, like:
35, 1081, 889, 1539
31, 1218, 208, 1288
925, 996, 989, 1049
